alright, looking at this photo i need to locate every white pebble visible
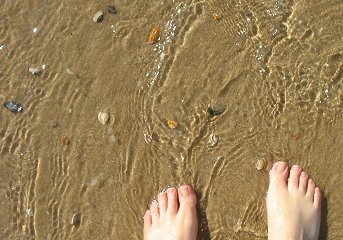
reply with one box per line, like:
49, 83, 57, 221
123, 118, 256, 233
29, 65, 45, 76
98, 111, 109, 124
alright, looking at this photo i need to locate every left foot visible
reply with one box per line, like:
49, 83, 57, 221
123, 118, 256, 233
143, 185, 198, 240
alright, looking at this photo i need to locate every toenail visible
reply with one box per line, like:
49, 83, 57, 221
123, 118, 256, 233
179, 186, 190, 197
276, 162, 286, 173
301, 172, 307, 177
167, 188, 174, 195
292, 165, 299, 170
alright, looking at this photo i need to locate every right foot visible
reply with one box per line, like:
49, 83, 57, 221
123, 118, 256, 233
267, 162, 322, 240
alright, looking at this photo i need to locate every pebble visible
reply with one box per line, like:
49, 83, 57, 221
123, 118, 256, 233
212, 13, 222, 20
98, 111, 110, 124
107, 5, 117, 15
207, 102, 225, 116
93, 11, 104, 23
167, 120, 178, 129
62, 137, 70, 145
148, 26, 161, 44
4, 101, 23, 113
209, 134, 219, 147
71, 213, 81, 226
256, 158, 267, 171
29, 65, 45, 76
292, 132, 300, 140
26, 208, 34, 216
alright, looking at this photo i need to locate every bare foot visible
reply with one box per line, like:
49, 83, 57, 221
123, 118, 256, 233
143, 185, 198, 240
267, 162, 322, 240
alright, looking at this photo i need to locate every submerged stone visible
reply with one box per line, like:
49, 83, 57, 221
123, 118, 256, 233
4, 101, 23, 113
107, 5, 117, 15
207, 102, 225, 116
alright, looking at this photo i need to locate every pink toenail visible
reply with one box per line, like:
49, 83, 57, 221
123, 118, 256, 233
179, 186, 190, 197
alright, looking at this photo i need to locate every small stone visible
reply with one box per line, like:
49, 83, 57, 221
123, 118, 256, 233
93, 11, 104, 23
212, 13, 222, 20
207, 102, 225, 116
4, 101, 23, 113
62, 137, 70, 145
167, 120, 178, 129
208, 134, 219, 147
107, 5, 117, 15
292, 132, 300, 140
29, 65, 46, 76
26, 208, 34, 216
71, 213, 81, 226
148, 26, 161, 44
256, 158, 266, 171
98, 111, 110, 124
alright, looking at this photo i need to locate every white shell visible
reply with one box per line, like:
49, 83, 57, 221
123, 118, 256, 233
256, 158, 266, 171
93, 11, 104, 23
98, 111, 109, 125
209, 134, 219, 147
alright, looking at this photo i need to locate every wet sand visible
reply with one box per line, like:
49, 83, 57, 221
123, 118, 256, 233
1, 0, 343, 239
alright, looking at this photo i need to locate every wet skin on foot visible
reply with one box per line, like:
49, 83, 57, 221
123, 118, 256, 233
267, 161, 322, 240
143, 185, 198, 240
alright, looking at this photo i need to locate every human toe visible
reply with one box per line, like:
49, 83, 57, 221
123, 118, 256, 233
177, 185, 197, 214
299, 171, 308, 193
158, 191, 167, 217
166, 187, 178, 217
268, 161, 289, 189
314, 187, 322, 209
306, 179, 315, 202
150, 200, 160, 224
288, 165, 302, 191
144, 210, 152, 239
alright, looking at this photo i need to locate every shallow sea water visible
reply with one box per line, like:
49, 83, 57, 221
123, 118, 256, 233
1, 0, 343, 239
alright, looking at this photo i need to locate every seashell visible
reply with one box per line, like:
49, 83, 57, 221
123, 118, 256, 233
98, 111, 109, 125
167, 120, 178, 129
93, 11, 104, 23
209, 134, 219, 147
148, 26, 161, 44
256, 158, 267, 171
71, 213, 81, 226
144, 133, 152, 143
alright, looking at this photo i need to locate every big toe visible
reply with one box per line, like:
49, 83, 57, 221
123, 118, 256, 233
268, 161, 289, 190
177, 185, 197, 215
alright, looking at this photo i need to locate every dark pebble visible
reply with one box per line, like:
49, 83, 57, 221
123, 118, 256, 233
4, 101, 23, 113
107, 5, 117, 14
207, 102, 225, 116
